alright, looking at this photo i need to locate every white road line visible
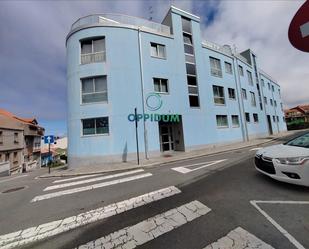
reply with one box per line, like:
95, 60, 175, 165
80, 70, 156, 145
76, 200, 211, 249
0, 186, 181, 249
172, 159, 227, 174
45, 169, 144, 191
251, 200, 308, 249
0, 175, 28, 184
300, 21, 309, 38
203, 227, 274, 249
53, 174, 106, 183
250, 147, 263, 151
31, 173, 152, 202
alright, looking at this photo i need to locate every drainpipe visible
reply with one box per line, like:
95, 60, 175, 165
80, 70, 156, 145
137, 28, 149, 159
234, 57, 249, 141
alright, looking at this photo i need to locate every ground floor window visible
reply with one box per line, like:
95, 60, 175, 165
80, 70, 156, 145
82, 117, 109, 135
216, 115, 228, 128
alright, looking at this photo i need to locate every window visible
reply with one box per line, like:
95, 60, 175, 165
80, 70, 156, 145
210, 57, 222, 77
280, 103, 283, 111
261, 79, 265, 87
186, 63, 196, 75
270, 99, 273, 106
247, 71, 253, 85
242, 88, 247, 100
182, 17, 191, 33
278, 89, 281, 97
81, 37, 105, 64
0, 131, 2, 144
238, 65, 244, 76
232, 115, 240, 127
274, 100, 277, 107
273, 116, 276, 122
253, 113, 259, 123
272, 85, 275, 92
250, 91, 256, 106
183, 33, 192, 45
150, 43, 166, 59
277, 116, 279, 122
187, 75, 197, 86
228, 88, 236, 100
225, 62, 233, 74
264, 97, 267, 104
13, 152, 18, 162
268, 82, 271, 90
153, 78, 168, 93
82, 117, 109, 135
184, 44, 194, 55
213, 85, 225, 105
189, 95, 199, 107
81, 76, 107, 104
283, 117, 286, 122
185, 54, 195, 64
216, 115, 228, 128
245, 113, 250, 122
14, 133, 18, 143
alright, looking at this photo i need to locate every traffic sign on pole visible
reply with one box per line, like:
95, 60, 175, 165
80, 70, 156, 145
44, 135, 55, 144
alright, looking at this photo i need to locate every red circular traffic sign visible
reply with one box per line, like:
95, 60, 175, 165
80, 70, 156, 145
288, 0, 309, 52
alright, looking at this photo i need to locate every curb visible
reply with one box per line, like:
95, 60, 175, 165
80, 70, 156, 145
38, 131, 303, 179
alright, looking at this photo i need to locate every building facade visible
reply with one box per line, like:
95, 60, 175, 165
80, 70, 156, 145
0, 109, 44, 175
66, 6, 287, 168
285, 104, 309, 130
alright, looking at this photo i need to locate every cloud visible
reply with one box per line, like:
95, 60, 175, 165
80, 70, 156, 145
0, 0, 307, 131
201, 0, 309, 108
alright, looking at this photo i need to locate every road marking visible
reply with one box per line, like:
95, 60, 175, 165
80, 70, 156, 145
45, 169, 145, 191
0, 175, 28, 184
300, 21, 309, 38
203, 227, 274, 249
0, 186, 181, 249
251, 200, 309, 249
31, 173, 152, 202
52, 173, 106, 183
250, 147, 263, 151
172, 159, 227, 174
76, 200, 211, 249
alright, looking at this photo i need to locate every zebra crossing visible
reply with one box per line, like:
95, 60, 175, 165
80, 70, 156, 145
0, 180, 277, 249
31, 169, 152, 202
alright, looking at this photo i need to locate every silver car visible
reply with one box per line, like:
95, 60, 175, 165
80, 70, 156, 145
255, 132, 309, 186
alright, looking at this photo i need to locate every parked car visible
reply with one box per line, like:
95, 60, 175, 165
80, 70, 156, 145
255, 132, 309, 186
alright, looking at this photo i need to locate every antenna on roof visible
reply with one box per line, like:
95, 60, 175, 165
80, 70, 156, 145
148, 6, 153, 21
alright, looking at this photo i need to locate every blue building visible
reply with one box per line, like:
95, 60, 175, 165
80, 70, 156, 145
66, 6, 286, 168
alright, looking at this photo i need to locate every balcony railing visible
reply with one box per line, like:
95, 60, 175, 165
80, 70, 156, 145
81, 51, 106, 65
71, 14, 171, 36
203, 40, 233, 56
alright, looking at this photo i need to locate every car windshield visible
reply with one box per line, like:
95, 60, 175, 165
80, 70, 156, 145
284, 133, 309, 148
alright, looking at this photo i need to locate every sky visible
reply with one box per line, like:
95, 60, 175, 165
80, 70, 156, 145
0, 0, 308, 136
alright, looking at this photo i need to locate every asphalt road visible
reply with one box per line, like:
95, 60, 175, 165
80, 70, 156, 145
0, 131, 308, 249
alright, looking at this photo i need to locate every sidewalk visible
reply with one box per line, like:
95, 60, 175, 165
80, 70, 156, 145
39, 129, 307, 178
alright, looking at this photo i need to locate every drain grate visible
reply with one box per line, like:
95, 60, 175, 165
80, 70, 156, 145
2, 186, 25, 194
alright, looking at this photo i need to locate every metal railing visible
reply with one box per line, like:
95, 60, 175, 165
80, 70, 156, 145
81, 51, 106, 64
202, 40, 233, 56
71, 14, 171, 36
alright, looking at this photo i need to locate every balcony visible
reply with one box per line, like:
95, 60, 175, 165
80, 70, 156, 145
70, 14, 171, 37
81, 51, 106, 65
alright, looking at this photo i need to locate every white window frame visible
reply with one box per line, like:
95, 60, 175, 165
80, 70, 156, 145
242, 88, 247, 100
153, 78, 169, 94
228, 88, 236, 100
238, 65, 244, 76
210, 57, 222, 77
81, 76, 108, 104
150, 43, 166, 59
216, 115, 228, 128
232, 115, 240, 127
247, 71, 253, 85
225, 62, 233, 74
250, 91, 256, 107
80, 37, 106, 65
81, 117, 109, 137
213, 85, 225, 105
